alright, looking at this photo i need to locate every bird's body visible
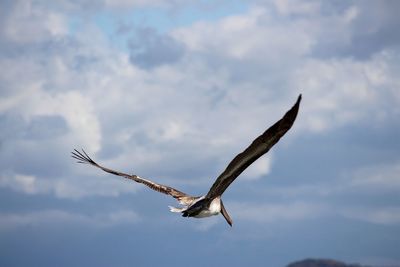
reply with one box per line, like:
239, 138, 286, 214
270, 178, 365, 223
72, 95, 302, 227
171, 196, 222, 218
195, 198, 221, 218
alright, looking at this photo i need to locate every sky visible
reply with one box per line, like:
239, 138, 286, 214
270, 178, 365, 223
0, 0, 400, 266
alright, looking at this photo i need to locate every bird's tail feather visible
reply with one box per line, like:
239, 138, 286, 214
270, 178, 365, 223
168, 206, 187, 213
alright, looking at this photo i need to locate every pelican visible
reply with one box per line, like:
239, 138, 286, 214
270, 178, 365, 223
72, 95, 301, 226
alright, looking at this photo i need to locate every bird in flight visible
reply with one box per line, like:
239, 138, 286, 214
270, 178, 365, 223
72, 95, 301, 227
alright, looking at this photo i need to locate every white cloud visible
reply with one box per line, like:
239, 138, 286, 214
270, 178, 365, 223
171, 3, 400, 135
172, 6, 313, 62
0, 172, 138, 199
271, 0, 321, 16
5, 174, 37, 194
228, 198, 400, 226
1, 0, 399, 203
193, 216, 220, 231
241, 154, 272, 180
255, 159, 400, 198
292, 51, 400, 132
0, 209, 140, 230
22, 90, 102, 153
230, 201, 325, 223
104, 0, 188, 9
255, 183, 339, 199
349, 161, 400, 192
340, 206, 400, 225
3, 0, 68, 44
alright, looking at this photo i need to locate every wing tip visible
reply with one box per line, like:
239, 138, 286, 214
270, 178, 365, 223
287, 93, 302, 117
295, 94, 302, 107
292, 93, 302, 113
71, 148, 96, 165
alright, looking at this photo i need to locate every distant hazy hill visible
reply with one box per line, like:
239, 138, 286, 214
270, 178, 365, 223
286, 259, 365, 267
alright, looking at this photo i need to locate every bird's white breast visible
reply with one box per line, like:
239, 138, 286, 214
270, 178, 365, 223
194, 197, 221, 218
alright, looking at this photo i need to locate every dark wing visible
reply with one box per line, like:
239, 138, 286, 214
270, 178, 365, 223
71, 149, 194, 203
206, 94, 302, 199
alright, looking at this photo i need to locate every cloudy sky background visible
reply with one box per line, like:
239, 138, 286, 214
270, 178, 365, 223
1, 0, 400, 266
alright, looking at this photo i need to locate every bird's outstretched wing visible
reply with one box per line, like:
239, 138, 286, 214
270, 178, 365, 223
206, 94, 302, 199
71, 149, 195, 203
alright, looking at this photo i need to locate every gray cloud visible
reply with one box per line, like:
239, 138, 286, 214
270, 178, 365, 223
23, 115, 68, 140
0, 209, 140, 230
312, 1, 400, 60
128, 27, 185, 69
249, 1, 400, 60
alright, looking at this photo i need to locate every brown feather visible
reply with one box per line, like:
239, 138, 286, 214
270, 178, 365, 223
206, 94, 302, 199
71, 149, 194, 203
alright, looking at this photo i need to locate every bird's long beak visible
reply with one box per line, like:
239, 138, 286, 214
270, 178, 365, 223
220, 199, 233, 227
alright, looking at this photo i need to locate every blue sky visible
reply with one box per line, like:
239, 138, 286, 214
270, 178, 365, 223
1, 0, 400, 266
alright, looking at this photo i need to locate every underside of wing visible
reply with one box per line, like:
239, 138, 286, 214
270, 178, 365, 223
206, 94, 302, 199
71, 149, 195, 204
